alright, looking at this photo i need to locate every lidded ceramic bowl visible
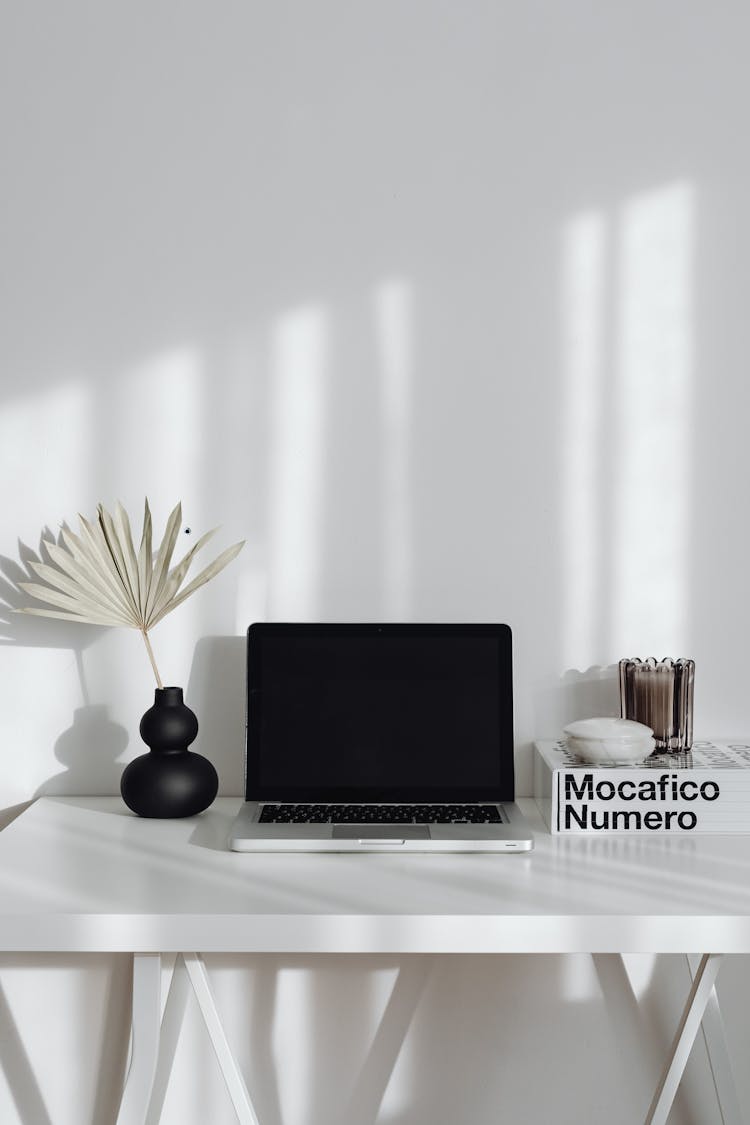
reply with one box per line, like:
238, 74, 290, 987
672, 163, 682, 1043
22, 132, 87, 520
563, 717, 655, 764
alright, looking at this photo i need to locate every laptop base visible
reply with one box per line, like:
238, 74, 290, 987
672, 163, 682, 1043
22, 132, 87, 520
229, 801, 534, 852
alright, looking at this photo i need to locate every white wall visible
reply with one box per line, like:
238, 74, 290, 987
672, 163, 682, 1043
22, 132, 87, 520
2, 2, 750, 1122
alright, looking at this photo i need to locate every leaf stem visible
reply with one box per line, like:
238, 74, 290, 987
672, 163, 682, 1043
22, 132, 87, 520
141, 628, 163, 688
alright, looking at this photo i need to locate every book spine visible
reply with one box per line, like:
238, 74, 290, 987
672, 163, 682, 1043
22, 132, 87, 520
551, 768, 750, 834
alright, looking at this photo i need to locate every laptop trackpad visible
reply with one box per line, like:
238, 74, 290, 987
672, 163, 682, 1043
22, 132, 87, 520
332, 825, 430, 841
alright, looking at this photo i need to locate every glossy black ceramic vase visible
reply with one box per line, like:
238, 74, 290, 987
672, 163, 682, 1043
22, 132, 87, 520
120, 687, 218, 817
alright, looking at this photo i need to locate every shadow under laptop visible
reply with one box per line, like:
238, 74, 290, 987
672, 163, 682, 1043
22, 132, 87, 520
186, 804, 242, 851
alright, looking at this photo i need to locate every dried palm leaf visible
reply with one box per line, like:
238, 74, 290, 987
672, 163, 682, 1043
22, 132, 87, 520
18, 499, 245, 686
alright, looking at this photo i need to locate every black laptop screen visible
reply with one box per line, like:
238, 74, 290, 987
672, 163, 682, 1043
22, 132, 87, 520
246, 624, 515, 802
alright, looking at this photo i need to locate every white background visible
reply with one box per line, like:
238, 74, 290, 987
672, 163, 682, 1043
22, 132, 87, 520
1, 2, 750, 1122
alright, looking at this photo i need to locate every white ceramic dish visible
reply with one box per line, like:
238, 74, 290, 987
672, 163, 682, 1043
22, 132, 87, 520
565, 735, 655, 764
563, 718, 655, 765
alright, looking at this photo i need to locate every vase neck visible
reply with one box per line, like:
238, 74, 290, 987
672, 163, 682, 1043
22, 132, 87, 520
154, 686, 184, 707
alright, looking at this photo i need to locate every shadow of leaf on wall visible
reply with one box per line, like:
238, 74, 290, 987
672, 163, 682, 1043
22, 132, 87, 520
0, 528, 129, 802
0, 528, 105, 703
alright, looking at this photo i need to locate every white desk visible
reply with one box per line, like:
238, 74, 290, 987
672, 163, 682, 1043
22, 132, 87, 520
0, 796, 746, 1124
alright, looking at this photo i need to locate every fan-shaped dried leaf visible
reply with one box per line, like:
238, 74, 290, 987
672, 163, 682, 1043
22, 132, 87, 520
60, 526, 137, 621
43, 541, 138, 623
137, 499, 153, 612
149, 540, 245, 626
144, 501, 182, 621
18, 498, 245, 673
111, 501, 142, 611
98, 504, 137, 608
28, 561, 133, 626
77, 515, 139, 618
19, 581, 125, 625
21, 607, 117, 625
146, 528, 217, 626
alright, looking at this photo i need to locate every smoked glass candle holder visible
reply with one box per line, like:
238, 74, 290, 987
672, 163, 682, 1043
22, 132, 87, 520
618, 658, 695, 753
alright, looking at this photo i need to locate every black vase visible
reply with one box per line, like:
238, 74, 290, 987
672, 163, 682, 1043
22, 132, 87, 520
120, 686, 218, 818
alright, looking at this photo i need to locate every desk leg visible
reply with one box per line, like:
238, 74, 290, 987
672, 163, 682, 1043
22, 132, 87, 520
686, 954, 743, 1125
183, 953, 261, 1125
645, 952, 724, 1125
145, 955, 192, 1125
116, 953, 161, 1125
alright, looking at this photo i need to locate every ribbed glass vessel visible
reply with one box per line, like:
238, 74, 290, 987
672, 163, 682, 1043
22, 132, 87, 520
618, 658, 695, 753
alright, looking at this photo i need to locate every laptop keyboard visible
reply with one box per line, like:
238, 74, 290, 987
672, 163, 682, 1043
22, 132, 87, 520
259, 804, 502, 824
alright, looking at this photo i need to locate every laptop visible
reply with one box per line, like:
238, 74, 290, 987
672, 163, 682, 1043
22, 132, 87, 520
228, 623, 534, 852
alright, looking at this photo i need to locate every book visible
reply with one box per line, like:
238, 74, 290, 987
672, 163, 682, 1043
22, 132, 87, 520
533, 739, 750, 834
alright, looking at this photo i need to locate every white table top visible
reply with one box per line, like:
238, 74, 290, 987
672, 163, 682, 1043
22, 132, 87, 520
1, 797, 749, 954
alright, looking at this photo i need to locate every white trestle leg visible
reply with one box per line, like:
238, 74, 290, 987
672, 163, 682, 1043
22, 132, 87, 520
145, 954, 192, 1125
686, 953, 743, 1125
645, 953, 724, 1125
182, 953, 261, 1125
116, 953, 162, 1125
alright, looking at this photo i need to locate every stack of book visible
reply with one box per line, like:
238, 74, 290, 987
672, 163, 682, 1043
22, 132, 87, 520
534, 740, 750, 834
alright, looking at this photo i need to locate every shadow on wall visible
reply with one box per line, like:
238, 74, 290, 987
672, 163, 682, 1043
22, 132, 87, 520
0, 522, 248, 812
0, 533, 130, 812
187, 635, 246, 796
3, 4, 747, 782
0, 954, 131, 1125
172, 951, 714, 1125
533, 664, 620, 737
0, 534, 105, 694
36, 705, 129, 797
0, 528, 244, 808
1, 3, 748, 802
0, 976, 53, 1125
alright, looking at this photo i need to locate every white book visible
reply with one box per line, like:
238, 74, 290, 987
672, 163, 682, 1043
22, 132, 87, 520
534, 740, 750, 834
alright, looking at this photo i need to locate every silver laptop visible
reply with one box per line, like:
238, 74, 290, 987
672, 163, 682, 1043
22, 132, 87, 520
229, 623, 534, 853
